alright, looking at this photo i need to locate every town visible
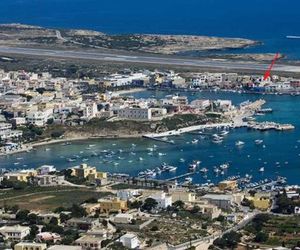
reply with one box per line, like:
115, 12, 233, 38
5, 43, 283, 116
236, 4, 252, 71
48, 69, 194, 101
0, 66, 299, 250
0, 68, 297, 154
0, 162, 298, 250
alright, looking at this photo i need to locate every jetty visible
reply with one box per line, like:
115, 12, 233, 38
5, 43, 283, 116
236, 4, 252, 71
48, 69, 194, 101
144, 122, 232, 139
142, 135, 175, 144
248, 121, 295, 131
166, 172, 196, 181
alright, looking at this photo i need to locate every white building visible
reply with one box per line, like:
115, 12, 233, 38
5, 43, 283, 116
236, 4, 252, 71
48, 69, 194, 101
190, 99, 210, 110
75, 235, 103, 250
119, 233, 140, 249
0, 123, 23, 140
83, 102, 98, 120
26, 109, 53, 127
150, 191, 172, 209
34, 175, 65, 187
104, 73, 149, 88
114, 213, 134, 224
117, 189, 140, 201
37, 165, 57, 175
118, 107, 167, 121
0, 225, 30, 241
118, 107, 151, 120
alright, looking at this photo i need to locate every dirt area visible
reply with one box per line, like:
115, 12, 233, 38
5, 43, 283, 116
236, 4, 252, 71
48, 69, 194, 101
0, 186, 112, 212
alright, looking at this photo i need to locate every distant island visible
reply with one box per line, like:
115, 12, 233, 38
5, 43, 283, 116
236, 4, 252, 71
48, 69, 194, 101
0, 23, 259, 55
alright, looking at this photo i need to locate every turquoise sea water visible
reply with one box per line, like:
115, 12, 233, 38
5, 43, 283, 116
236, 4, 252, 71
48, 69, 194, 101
1, 91, 300, 185
0, 0, 300, 58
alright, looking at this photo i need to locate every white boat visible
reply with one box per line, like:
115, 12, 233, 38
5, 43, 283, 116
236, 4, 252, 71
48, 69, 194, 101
193, 160, 201, 166
259, 167, 264, 172
220, 130, 229, 136
191, 139, 199, 144
179, 158, 185, 163
213, 167, 221, 174
188, 163, 197, 171
235, 141, 245, 147
200, 168, 208, 173
212, 138, 223, 144
139, 157, 144, 161
158, 152, 166, 156
255, 139, 263, 145
162, 164, 177, 172
220, 163, 229, 170
45, 148, 51, 151
185, 177, 193, 183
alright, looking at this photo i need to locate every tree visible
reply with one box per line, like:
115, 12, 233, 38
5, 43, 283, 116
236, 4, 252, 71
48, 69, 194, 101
27, 213, 38, 225
142, 198, 158, 212
16, 209, 30, 221
26, 225, 39, 241
255, 231, 269, 243
190, 206, 200, 214
60, 213, 71, 223
70, 204, 87, 218
83, 197, 98, 204
54, 206, 66, 213
128, 200, 142, 209
173, 200, 185, 209
49, 217, 58, 226
214, 231, 241, 249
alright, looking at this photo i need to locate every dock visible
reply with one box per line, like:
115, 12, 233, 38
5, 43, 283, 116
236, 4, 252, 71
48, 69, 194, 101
166, 171, 196, 181
143, 122, 232, 139
142, 135, 175, 144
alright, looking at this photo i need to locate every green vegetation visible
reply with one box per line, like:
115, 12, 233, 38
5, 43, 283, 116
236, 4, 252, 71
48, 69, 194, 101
272, 190, 300, 214
141, 198, 158, 212
244, 214, 300, 247
213, 231, 242, 249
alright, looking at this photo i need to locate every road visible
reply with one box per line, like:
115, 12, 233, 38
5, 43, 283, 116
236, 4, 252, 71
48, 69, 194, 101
0, 46, 300, 73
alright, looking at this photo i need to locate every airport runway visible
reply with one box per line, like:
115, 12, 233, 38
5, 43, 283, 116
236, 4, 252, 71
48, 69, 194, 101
0, 46, 300, 73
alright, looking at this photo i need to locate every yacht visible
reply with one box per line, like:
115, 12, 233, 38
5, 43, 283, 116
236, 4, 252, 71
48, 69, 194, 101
259, 167, 265, 172
220, 130, 229, 136
184, 177, 193, 183
213, 167, 221, 174
220, 163, 229, 170
191, 139, 199, 144
188, 163, 197, 172
193, 160, 201, 166
255, 139, 264, 145
212, 138, 223, 144
235, 141, 245, 147
200, 167, 208, 174
179, 158, 185, 163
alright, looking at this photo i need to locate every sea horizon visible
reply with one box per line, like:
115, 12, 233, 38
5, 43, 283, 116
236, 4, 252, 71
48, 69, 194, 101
0, 0, 300, 59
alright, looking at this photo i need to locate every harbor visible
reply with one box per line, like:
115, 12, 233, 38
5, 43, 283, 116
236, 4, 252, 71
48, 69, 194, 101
1, 90, 300, 185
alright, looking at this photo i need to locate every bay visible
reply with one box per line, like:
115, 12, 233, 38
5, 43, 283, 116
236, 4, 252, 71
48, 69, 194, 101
1, 90, 300, 185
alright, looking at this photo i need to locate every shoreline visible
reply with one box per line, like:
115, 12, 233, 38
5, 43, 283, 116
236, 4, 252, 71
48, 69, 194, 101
114, 87, 145, 95
0, 134, 143, 157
